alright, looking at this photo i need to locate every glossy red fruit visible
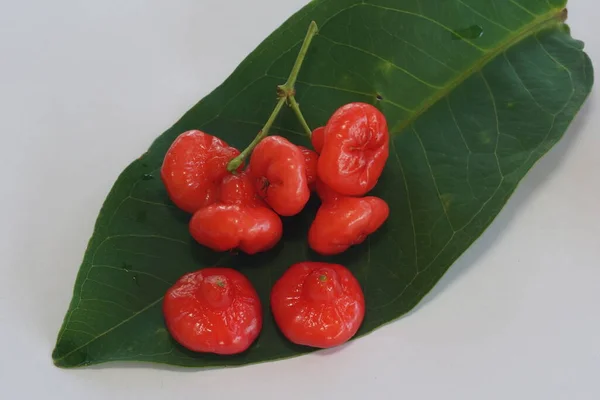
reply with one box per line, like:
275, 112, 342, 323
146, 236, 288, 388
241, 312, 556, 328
163, 268, 262, 355
248, 135, 310, 216
161, 130, 241, 213
190, 204, 282, 254
189, 171, 282, 254
315, 178, 340, 202
298, 146, 318, 190
311, 126, 325, 154
219, 171, 265, 207
271, 262, 365, 348
308, 192, 389, 256
318, 103, 389, 196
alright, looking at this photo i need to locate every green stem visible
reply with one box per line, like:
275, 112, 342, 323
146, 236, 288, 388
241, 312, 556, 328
226, 21, 318, 172
288, 96, 313, 137
278, 21, 319, 96
227, 97, 286, 172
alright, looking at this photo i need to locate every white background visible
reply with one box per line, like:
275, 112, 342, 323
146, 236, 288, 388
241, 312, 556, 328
1, 0, 598, 399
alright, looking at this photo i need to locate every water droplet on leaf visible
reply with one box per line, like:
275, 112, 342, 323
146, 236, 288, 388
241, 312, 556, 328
121, 262, 132, 272
142, 174, 154, 181
451, 25, 484, 40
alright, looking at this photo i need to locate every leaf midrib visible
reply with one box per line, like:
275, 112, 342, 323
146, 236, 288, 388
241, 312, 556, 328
391, 7, 567, 135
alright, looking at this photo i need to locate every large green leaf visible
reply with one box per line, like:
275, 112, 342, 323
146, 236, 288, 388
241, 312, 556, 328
53, 0, 593, 368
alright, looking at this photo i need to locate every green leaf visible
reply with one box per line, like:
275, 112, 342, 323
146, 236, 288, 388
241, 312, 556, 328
53, 0, 593, 368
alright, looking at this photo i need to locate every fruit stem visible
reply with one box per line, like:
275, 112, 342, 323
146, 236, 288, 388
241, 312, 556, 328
288, 96, 313, 137
226, 21, 318, 172
278, 21, 319, 97
227, 97, 286, 172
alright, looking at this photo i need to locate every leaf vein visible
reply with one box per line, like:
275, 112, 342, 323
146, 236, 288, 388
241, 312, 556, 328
412, 126, 456, 232
456, 0, 511, 32
80, 297, 137, 314
446, 97, 476, 199
319, 33, 444, 90
503, 53, 554, 115
363, 3, 486, 51
479, 71, 504, 179
296, 80, 414, 112
91, 264, 174, 287
509, 0, 539, 17
391, 140, 418, 270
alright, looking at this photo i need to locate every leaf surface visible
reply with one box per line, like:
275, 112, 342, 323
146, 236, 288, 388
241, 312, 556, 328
53, 0, 593, 368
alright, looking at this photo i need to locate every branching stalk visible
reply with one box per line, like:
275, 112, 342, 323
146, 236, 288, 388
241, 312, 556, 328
227, 21, 318, 172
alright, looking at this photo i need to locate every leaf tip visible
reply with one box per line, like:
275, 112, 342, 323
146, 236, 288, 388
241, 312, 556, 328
51, 352, 68, 369
51, 338, 89, 369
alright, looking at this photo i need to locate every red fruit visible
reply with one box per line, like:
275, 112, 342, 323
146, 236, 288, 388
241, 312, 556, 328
189, 171, 282, 254
308, 194, 389, 256
190, 204, 282, 254
248, 135, 310, 216
311, 126, 325, 154
318, 103, 389, 196
161, 130, 241, 213
271, 262, 365, 348
219, 171, 265, 207
315, 178, 340, 202
163, 268, 262, 355
298, 145, 318, 190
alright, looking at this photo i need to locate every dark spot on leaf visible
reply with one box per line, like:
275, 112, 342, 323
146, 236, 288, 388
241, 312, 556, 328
376, 94, 383, 101
142, 174, 154, 181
